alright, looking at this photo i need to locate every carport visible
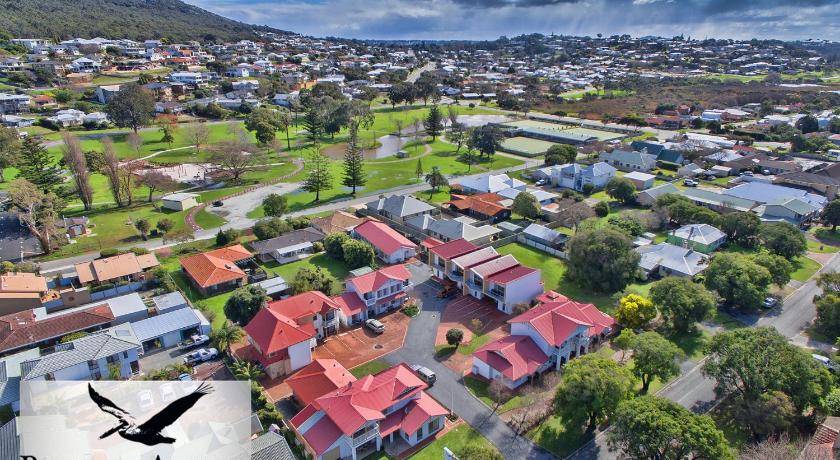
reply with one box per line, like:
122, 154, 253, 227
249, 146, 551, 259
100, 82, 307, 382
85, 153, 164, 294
131, 308, 210, 352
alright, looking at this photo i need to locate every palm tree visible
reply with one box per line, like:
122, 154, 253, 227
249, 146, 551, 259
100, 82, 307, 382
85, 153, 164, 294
212, 321, 244, 355
231, 360, 265, 381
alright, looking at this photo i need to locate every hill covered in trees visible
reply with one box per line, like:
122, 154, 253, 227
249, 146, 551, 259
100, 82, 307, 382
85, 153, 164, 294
0, 0, 281, 43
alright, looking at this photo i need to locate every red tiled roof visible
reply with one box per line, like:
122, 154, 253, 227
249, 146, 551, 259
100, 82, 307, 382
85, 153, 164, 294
287, 359, 357, 406
429, 238, 479, 260
380, 391, 448, 437
451, 247, 499, 269
347, 264, 411, 294
421, 237, 444, 249
267, 291, 340, 322
510, 298, 615, 345
0, 305, 114, 353
332, 292, 366, 317
243, 308, 313, 364
473, 335, 549, 381
488, 265, 538, 284
445, 193, 508, 217
535, 290, 568, 304
353, 220, 417, 255
180, 244, 252, 289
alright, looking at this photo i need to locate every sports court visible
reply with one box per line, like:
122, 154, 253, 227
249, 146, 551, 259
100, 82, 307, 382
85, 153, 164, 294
500, 136, 558, 156
502, 119, 624, 143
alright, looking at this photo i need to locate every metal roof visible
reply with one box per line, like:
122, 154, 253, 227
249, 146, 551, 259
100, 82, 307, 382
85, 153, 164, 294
152, 292, 189, 313
130, 308, 201, 342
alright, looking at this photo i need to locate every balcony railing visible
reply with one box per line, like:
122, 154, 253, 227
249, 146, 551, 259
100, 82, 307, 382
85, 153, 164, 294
485, 289, 505, 302
352, 425, 380, 447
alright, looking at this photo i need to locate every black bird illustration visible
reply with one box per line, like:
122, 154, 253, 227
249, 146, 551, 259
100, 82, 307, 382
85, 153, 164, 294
88, 382, 213, 446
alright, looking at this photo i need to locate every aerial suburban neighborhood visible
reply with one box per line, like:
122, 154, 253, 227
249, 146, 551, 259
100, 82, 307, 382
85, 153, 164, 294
1, 0, 840, 458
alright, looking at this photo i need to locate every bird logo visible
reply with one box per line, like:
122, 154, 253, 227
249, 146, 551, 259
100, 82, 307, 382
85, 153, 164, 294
88, 382, 213, 446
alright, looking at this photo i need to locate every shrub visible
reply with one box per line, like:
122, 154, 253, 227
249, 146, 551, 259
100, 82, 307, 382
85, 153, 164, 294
446, 328, 464, 347
594, 201, 610, 217
582, 183, 595, 195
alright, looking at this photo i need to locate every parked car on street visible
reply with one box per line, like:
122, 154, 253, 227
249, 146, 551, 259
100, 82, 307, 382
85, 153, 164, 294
762, 296, 780, 309
409, 364, 436, 385
683, 178, 698, 187
365, 318, 385, 334
812, 354, 840, 373
183, 347, 219, 365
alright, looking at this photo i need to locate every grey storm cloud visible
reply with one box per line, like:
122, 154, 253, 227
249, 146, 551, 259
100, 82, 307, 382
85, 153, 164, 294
188, 0, 840, 40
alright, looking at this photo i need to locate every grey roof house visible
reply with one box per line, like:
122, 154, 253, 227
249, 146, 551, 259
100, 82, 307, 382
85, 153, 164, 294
249, 228, 326, 264
365, 195, 435, 222
636, 243, 709, 278
406, 214, 501, 245
637, 183, 680, 206
130, 307, 210, 351
599, 149, 658, 172
521, 223, 569, 249
667, 224, 727, 253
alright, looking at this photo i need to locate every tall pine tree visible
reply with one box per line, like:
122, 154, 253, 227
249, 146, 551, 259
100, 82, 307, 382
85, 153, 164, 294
424, 105, 443, 141
341, 124, 365, 197
302, 144, 333, 202
18, 137, 63, 193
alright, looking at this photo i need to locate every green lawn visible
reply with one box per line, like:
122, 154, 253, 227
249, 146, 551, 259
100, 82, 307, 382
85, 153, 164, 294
408, 424, 500, 460
807, 238, 840, 254
463, 376, 524, 413
268, 253, 352, 283
194, 209, 226, 230
527, 413, 593, 457
171, 271, 231, 330
350, 359, 391, 378
791, 256, 821, 283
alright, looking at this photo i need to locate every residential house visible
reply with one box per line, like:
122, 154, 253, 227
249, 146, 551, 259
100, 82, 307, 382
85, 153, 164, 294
405, 214, 500, 246
550, 162, 617, 192
169, 71, 209, 86
678, 162, 706, 177
286, 359, 356, 406
667, 224, 727, 253
755, 198, 822, 226
0, 94, 30, 114
74, 252, 160, 287
161, 193, 199, 211
0, 115, 34, 128
723, 153, 801, 175
95, 85, 121, 104
637, 183, 680, 207
0, 304, 115, 356
180, 245, 253, 296
465, 256, 544, 314
636, 243, 709, 279
351, 220, 417, 264
427, 239, 481, 280
311, 211, 365, 235
243, 307, 314, 379
21, 324, 141, 381
472, 292, 614, 388
365, 195, 435, 223
250, 228, 326, 264
444, 193, 511, 223
0, 348, 41, 411
130, 307, 210, 352
496, 187, 558, 205
332, 265, 411, 326
723, 182, 826, 224
681, 188, 758, 213
776, 171, 840, 200
456, 173, 526, 194
599, 149, 657, 172
70, 57, 101, 73
248, 431, 295, 460
289, 364, 448, 460
0, 273, 48, 315
265, 291, 341, 340
521, 223, 569, 251
623, 171, 656, 190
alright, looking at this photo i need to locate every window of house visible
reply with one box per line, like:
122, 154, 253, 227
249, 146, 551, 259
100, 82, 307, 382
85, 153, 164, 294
428, 417, 441, 433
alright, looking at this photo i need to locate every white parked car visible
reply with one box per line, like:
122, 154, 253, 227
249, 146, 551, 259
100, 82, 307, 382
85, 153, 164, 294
812, 354, 840, 373
183, 347, 219, 365
365, 319, 385, 334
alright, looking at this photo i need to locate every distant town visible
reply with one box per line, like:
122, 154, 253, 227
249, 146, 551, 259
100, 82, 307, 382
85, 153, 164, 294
0, 28, 839, 460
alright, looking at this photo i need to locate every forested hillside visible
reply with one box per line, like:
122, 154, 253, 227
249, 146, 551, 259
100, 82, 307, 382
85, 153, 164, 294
0, 0, 277, 43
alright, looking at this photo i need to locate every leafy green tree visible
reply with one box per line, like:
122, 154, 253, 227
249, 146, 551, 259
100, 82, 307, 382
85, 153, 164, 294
341, 124, 366, 197
725, 390, 796, 441
544, 144, 576, 166
425, 166, 448, 198
566, 228, 640, 293
720, 211, 761, 247
650, 277, 715, 332
614, 294, 656, 330
215, 228, 239, 246
512, 192, 540, 220
554, 354, 635, 429
631, 332, 682, 393
323, 232, 351, 259
594, 201, 609, 217
105, 83, 155, 133
752, 252, 793, 288
212, 322, 244, 355
415, 158, 424, 183
467, 125, 503, 160
823, 387, 840, 416
605, 177, 637, 204
609, 396, 733, 460
17, 137, 63, 193
457, 445, 503, 460
423, 105, 443, 140
341, 239, 376, 269
223, 285, 268, 326
824, 199, 840, 232
446, 328, 464, 347
134, 218, 151, 240
0, 125, 20, 183
290, 267, 337, 295
302, 144, 333, 202
245, 107, 285, 145
262, 193, 288, 217
253, 218, 292, 240
156, 218, 174, 234
613, 329, 636, 362
796, 114, 820, 134
230, 359, 265, 381
759, 222, 806, 259
7, 179, 65, 254
704, 253, 771, 310
816, 294, 840, 340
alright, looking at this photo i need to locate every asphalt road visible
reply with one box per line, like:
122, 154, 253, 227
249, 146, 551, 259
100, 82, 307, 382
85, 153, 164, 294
569, 251, 840, 460
384, 263, 557, 460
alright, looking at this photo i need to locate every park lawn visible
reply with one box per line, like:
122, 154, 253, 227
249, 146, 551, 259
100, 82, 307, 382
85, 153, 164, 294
170, 271, 230, 330
194, 209, 226, 229
463, 376, 524, 413
457, 333, 493, 356
350, 359, 391, 378
270, 253, 351, 283
807, 238, 840, 254
408, 424, 500, 460
664, 328, 711, 361
791, 255, 821, 283
709, 309, 746, 330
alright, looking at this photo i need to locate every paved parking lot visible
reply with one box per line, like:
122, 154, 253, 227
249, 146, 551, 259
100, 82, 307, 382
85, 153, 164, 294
313, 311, 410, 368
435, 294, 511, 346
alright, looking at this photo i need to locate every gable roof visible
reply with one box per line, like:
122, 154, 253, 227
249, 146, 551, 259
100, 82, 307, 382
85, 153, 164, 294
353, 220, 417, 255
445, 193, 509, 217
636, 243, 709, 276
311, 211, 365, 235
286, 359, 357, 406
429, 238, 480, 260
180, 245, 252, 288
723, 181, 827, 209
457, 173, 526, 193
639, 183, 680, 201
487, 265, 539, 285
0, 305, 114, 354
365, 195, 435, 218
267, 291, 340, 322
511, 295, 615, 342
347, 265, 411, 294
451, 246, 500, 269
250, 228, 325, 255
406, 214, 501, 242
473, 335, 549, 381
129, 308, 203, 343
600, 150, 657, 169
244, 308, 314, 360
250, 431, 295, 460
75, 252, 160, 284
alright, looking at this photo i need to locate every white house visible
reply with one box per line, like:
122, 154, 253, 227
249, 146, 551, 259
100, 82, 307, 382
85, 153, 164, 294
70, 58, 101, 73
332, 265, 412, 326
550, 162, 616, 191
168, 71, 209, 86
457, 173, 526, 194
351, 219, 417, 263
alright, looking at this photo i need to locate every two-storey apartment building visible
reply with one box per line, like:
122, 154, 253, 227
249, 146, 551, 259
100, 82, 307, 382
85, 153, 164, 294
333, 265, 412, 326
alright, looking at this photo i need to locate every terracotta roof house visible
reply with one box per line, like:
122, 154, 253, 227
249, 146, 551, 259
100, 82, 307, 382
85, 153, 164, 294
266, 291, 341, 340
311, 211, 365, 235
465, 255, 544, 314
180, 245, 253, 296
351, 220, 417, 264
333, 265, 412, 326
243, 307, 315, 379
444, 193, 511, 223
472, 292, 614, 388
286, 359, 357, 406
800, 416, 840, 459
0, 305, 114, 355
0, 273, 49, 315
74, 252, 160, 286
289, 364, 448, 460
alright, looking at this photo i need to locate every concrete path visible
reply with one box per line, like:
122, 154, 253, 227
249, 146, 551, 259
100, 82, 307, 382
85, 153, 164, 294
206, 181, 301, 228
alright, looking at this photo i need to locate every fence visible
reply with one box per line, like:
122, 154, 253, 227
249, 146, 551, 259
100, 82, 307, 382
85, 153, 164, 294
516, 235, 567, 259
89, 281, 143, 301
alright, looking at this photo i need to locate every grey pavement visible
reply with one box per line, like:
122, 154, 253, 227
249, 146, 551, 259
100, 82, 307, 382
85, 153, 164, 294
206, 181, 301, 228
383, 262, 556, 460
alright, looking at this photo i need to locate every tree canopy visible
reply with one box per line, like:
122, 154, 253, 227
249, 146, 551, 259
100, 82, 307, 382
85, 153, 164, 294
704, 253, 771, 310
554, 354, 635, 429
566, 228, 640, 293
223, 285, 268, 326
649, 277, 715, 332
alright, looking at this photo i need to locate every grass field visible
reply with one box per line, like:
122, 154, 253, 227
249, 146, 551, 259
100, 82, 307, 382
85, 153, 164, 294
350, 359, 391, 378
268, 253, 352, 283
408, 424, 500, 460
500, 136, 558, 156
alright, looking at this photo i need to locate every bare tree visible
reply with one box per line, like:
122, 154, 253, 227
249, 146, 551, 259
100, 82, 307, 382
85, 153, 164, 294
118, 161, 138, 206
186, 122, 210, 155
447, 105, 459, 128
139, 170, 178, 202
8, 179, 64, 254
394, 119, 404, 137
126, 131, 143, 158
210, 140, 266, 183
100, 137, 125, 208
61, 133, 93, 211
508, 387, 549, 437
741, 433, 810, 460
487, 379, 510, 414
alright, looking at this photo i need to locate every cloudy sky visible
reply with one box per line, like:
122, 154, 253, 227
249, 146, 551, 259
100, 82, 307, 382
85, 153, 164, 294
186, 0, 840, 41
